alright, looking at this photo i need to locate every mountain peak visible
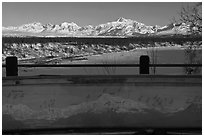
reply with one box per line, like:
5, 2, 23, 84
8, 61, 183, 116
116, 17, 128, 22
18, 22, 43, 29
45, 23, 53, 26
60, 22, 78, 26
2, 18, 191, 37
27, 22, 42, 26
60, 22, 69, 26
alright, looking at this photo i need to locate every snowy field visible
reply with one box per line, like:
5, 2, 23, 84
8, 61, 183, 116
2, 47, 202, 132
2, 47, 202, 76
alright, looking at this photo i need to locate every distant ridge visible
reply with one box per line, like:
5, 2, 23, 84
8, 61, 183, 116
2, 17, 193, 37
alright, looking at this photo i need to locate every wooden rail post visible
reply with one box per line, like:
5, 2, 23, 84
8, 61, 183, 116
140, 55, 150, 74
6, 56, 18, 76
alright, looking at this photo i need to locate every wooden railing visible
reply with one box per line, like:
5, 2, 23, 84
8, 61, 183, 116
2, 56, 202, 76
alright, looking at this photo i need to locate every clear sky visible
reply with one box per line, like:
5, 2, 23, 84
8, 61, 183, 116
2, 2, 197, 27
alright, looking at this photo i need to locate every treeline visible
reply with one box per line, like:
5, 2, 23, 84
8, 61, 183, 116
2, 35, 202, 45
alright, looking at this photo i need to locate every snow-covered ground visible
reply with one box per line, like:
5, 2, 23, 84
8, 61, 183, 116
2, 44, 202, 130
2, 46, 202, 76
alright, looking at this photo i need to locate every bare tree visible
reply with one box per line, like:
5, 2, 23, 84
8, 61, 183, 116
174, 3, 202, 74
179, 3, 202, 35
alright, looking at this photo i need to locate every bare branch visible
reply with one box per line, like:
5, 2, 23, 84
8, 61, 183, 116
175, 3, 202, 34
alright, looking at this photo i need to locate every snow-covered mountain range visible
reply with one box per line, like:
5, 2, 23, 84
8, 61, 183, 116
2, 17, 191, 37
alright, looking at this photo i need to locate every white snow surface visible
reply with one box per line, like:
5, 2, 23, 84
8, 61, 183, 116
2, 17, 191, 37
